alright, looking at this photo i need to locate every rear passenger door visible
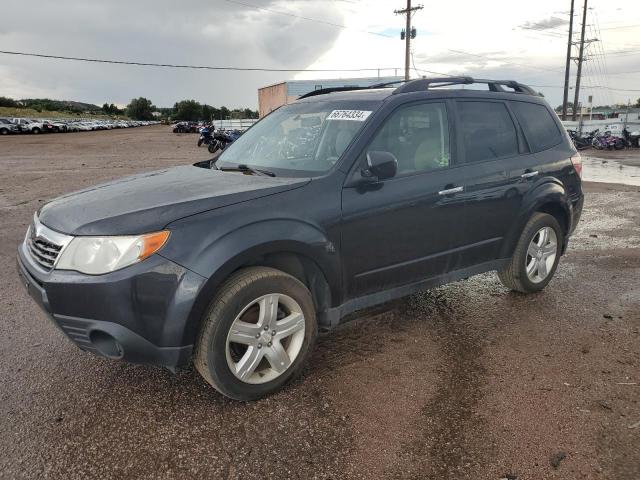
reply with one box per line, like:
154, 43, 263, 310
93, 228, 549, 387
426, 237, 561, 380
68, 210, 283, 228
452, 100, 525, 268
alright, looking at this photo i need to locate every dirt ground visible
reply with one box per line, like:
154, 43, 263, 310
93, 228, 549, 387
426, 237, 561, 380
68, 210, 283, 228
0, 127, 638, 480
583, 147, 640, 167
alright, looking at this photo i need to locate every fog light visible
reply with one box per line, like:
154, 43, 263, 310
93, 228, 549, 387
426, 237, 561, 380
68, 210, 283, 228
89, 330, 124, 359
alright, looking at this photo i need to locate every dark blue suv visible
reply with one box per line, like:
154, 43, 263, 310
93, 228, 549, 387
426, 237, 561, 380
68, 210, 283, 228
17, 77, 584, 400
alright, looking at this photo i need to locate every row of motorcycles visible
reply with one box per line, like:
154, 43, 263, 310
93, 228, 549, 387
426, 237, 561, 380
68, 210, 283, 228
197, 125, 243, 153
568, 127, 640, 151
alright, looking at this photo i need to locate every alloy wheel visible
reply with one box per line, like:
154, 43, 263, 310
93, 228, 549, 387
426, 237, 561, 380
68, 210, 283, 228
225, 293, 306, 384
525, 226, 558, 283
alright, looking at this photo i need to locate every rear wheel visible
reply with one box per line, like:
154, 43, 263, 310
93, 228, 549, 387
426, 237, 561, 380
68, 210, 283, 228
32, 127, 41, 134
194, 267, 317, 401
498, 212, 563, 293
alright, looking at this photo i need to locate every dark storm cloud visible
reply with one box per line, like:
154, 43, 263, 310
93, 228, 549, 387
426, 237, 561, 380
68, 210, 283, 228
0, 0, 345, 107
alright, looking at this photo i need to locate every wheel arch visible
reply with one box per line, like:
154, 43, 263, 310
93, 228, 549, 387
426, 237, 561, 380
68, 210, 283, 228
176, 216, 342, 346
501, 180, 572, 258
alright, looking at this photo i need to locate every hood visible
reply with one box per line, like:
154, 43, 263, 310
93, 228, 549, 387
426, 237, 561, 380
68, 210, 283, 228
39, 165, 309, 235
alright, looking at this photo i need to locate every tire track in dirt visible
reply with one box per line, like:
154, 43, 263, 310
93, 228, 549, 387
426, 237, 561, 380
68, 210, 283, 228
387, 289, 491, 479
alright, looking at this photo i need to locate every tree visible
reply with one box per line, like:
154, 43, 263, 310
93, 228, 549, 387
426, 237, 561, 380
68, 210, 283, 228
0, 96, 19, 108
126, 97, 155, 120
636, 98, 640, 108
173, 100, 202, 121
555, 102, 574, 113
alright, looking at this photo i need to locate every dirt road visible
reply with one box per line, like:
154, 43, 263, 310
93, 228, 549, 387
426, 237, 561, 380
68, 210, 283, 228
1, 127, 638, 479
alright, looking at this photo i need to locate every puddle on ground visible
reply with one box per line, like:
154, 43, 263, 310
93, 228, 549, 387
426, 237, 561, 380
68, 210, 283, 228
581, 155, 640, 186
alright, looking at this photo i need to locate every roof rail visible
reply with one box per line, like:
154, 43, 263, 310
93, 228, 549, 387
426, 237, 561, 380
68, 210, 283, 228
298, 80, 406, 99
392, 77, 540, 96
298, 86, 369, 99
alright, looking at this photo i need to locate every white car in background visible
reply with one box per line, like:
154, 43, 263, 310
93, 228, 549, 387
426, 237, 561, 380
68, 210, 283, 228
11, 118, 46, 134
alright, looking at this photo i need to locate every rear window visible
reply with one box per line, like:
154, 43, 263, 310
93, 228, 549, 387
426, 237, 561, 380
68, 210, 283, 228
457, 101, 519, 163
510, 101, 562, 152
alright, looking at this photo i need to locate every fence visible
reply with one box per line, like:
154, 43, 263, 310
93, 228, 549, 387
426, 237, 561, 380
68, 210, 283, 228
561, 114, 640, 134
211, 119, 258, 131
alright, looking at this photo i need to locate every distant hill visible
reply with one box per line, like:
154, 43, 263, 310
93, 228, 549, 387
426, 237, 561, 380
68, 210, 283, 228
19, 98, 102, 113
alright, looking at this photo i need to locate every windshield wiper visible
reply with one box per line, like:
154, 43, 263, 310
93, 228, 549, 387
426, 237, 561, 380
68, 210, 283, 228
220, 164, 276, 177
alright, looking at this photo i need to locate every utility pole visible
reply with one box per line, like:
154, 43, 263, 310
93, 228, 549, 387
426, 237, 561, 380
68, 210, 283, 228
394, 1, 423, 81
572, 0, 588, 122
561, 0, 575, 120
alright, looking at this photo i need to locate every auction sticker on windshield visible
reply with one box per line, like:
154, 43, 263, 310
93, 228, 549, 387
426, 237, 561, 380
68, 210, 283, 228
326, 110, 372, 121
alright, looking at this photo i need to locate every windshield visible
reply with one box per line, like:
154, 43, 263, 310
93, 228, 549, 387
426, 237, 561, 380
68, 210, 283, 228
217, 100, 381, 177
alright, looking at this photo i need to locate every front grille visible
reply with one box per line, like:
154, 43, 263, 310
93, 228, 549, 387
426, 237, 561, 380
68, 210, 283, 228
24, 215, 73, 272
27, 235, 62, 270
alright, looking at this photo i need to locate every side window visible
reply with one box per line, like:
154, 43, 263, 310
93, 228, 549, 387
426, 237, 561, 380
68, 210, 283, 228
366, 103, 450, 176
510, 101, 562, 152
458, 101, 519, 163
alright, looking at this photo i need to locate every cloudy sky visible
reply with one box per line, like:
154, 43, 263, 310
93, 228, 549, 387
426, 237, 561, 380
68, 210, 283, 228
1, 0, 639, 109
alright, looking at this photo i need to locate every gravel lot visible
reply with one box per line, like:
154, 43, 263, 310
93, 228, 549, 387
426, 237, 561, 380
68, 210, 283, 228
1, 127, 638, 480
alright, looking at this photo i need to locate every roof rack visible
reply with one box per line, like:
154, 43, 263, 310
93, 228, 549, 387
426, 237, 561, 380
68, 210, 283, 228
297, 80, 405, 100
298, 86, 369, 99
297, 76, 540, 100
392, 77, 540, 96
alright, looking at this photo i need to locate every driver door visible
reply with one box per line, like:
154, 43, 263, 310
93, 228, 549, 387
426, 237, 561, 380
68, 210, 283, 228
340, 101, 466, 299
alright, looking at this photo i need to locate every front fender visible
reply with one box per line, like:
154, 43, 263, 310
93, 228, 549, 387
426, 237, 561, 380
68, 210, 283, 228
500, 179, 572, 258
160, 217, 341, 345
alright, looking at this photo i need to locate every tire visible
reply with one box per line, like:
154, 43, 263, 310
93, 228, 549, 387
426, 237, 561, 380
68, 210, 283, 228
498, 212, 563, 293
194, 267, 317, 401
197, 138, 203, 147
32, 127, 41, 134
0, 128, 8, 135
208, 142, 219, 154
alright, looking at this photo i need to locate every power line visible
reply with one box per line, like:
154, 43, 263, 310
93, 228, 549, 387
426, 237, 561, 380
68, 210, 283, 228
0, 50, 399, 73
219, 0, 393, 38
598, 23, 640, 30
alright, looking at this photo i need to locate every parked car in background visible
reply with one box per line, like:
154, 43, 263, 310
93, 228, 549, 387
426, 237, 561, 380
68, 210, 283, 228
0, 118, 20, 135
41, 120, 56, 133
11, 118, 46, 134
51, 121, 68, 133
3, 117, 159, 135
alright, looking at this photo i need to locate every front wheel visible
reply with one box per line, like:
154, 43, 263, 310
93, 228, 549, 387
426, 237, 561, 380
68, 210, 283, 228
498, 212, 563, 293
197, 138, 203, 147
32, 127, 41, 134
194, 267, 317, 401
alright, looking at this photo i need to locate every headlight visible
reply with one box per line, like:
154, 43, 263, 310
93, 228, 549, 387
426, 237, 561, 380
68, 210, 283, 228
56, 231, 170, 275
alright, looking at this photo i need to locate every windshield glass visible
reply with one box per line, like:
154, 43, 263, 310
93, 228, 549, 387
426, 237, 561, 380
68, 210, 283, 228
217, 100, 381, 177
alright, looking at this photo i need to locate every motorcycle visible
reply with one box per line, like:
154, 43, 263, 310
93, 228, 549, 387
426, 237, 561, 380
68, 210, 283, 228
568, 128, 599, 150
568, 129, 594, 150
197, 125, 214, 147
622, 127, 640, 148
592, 130, 625, 150
208, 129, 242, 154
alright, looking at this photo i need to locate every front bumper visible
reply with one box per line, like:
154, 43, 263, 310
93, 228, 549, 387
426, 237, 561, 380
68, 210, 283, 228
17, 242, 207, 369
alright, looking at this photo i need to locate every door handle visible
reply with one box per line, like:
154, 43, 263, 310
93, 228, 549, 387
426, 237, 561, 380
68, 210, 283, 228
438, 186, 464, 196
521, 170, 539, 179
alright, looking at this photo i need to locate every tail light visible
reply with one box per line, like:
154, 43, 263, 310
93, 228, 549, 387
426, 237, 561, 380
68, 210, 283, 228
570, 152, 582, 178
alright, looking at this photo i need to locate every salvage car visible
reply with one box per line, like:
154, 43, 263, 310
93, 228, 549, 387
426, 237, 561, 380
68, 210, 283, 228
0, 118, 20, 134
18, 77, 584, 400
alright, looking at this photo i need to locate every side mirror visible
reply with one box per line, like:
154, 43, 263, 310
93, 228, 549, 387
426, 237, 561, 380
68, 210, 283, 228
363, 151, 398, 181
